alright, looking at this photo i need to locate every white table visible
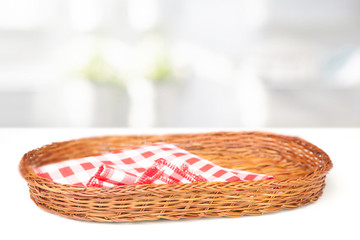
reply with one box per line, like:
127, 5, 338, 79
2, 128, 358, 239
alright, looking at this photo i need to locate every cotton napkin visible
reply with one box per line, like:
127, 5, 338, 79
34, 143, 273, 187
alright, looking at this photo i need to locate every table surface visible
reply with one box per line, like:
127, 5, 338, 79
2, 128, 358, 239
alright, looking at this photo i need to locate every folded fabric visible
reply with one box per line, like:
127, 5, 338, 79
136, 158, 208, 185
34, 142, 274, 187
87, 165, 138, 187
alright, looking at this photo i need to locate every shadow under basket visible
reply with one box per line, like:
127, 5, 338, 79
19, 131, 332, 222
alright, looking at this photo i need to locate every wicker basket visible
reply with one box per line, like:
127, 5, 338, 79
19, 131, 332, 222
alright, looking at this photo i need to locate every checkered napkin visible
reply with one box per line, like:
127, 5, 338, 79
33, 143, 273, 187
86, 165, 138, 187
136, 158, 208, 185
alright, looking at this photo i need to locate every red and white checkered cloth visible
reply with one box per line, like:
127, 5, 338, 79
86, 165, 138, 187
34, 143, 273, 187
136, 158, 208, 185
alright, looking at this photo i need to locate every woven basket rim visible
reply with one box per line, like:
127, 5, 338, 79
19, 131, 333, 222
19, 131, 333, 191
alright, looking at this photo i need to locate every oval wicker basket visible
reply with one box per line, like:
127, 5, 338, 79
19, 131, 332, 222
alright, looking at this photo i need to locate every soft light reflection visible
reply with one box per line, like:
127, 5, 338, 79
236, 64, 268, 127
333, 49, 360, 87
56, 79, 95, 127
174, 42, 235, 84
68, 0, 102, 32
0, 0, 54, 30
128, 0, 159, 31
127, 77, 155, 128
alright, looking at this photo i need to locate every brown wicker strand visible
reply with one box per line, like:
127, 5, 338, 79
19, 131, 332, 222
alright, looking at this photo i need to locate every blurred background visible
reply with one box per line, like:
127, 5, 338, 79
1, 0, 360, 128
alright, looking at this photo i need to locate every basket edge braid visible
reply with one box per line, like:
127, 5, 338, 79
19, 131, 333, 222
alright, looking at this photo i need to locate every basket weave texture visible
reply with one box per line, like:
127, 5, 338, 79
19, 131, 332, 222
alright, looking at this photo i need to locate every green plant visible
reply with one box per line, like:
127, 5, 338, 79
145, 50, 173, 82
80, 53, 124, 86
